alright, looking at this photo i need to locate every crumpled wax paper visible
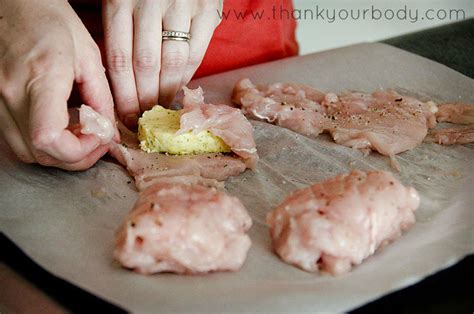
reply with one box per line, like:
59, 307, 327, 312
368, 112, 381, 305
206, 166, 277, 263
1, 43, 473, 312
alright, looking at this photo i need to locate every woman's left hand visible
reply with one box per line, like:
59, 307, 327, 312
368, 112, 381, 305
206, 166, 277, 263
102, 0, 223, 129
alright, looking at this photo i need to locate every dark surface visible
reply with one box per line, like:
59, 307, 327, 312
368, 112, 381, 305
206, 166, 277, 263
352, 256, 474, 313
0, 234, 126, 313
2, 18, 473, 314
384, 18, 474, 79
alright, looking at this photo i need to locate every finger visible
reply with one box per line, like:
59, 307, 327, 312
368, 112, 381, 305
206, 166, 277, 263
0, 101, 35, 163
181, 12, 220, 86
56, 145, 109, 171
133, 1, 162, 112
103, 0, 139, 129
77, 46, 116, 125
159, 3, 191, 107
33, 144, 109, 170
28, 68, 101, 163
77, 46, 120, 142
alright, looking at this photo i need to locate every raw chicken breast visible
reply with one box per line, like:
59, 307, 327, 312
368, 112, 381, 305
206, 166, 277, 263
79, 105, 114, 144
109, 123, 246, 191
427, 103, 474, 145
426, 125, 474, 145
322, 90, 438, 157
233, 79, 439, 160
267, 170, 419, 275
436, 103, 474, 124
233, 78, 328, 137
114, 183, 252, 274
112, 143, 246, 191
179, 86, 259, 168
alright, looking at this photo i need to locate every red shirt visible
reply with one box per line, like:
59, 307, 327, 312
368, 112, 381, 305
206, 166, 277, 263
195, 0, 299, 78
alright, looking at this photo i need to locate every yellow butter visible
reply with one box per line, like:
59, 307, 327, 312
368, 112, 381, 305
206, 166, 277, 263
138, 105, 231, 155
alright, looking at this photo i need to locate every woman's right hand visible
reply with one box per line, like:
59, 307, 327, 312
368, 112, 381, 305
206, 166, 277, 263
0, 0, 118, 170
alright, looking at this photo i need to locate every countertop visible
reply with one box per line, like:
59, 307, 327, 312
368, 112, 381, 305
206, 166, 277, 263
383, 18, 474, 79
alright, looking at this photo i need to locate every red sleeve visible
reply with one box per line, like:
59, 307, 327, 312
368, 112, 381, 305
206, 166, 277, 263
194, 0, 298, 78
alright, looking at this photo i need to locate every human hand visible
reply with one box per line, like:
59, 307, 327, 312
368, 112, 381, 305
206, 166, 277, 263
0, 0, 118, 170
102, 0, 223, 128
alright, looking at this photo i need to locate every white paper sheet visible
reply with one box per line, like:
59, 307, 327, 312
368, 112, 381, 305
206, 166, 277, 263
1, 43, 473, 312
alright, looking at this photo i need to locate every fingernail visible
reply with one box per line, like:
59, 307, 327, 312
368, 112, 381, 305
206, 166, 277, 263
124, 114, 138, 130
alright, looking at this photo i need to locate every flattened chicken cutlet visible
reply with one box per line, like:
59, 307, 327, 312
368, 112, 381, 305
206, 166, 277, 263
267, 170, 419, 275
114, 183, 252, 274
232, 78, 474, 168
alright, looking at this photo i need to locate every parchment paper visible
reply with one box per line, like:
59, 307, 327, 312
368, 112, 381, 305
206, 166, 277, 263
1, 43, 473, 312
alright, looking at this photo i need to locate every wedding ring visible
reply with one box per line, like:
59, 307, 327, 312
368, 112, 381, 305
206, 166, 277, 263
162, 30, 191, 42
